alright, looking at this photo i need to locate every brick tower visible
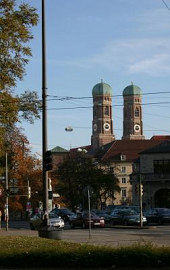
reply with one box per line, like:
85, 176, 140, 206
91, 80, 115, 149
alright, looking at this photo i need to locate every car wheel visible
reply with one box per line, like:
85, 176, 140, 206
158, 219, 163, 225
30, 223, 35, 230
111, 220, 115, 226
70, 222, 75, 229
124, 220, 128, 226
82, 222, 87, 229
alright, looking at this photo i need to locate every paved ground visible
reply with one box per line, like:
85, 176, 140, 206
0, 223, 170, 247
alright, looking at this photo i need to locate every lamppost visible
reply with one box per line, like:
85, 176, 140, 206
5, 151, 8, 231
42, 0, 48, 224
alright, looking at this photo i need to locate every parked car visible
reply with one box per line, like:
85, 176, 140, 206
94, 210, 111, 222
110, 209, 147, 226
145, 208, 170, 225
52, 208, 75, 222
69, 211, 105, 229
30, 212, 64, 230
105, 205, 119, 214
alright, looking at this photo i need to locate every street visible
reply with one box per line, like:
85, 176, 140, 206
0, 221, 170, 247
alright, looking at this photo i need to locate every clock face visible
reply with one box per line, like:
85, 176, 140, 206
103, 122, 110, 131
93, 124, 97, 131
134, 124, 140, 132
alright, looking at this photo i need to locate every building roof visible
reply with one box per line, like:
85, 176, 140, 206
70, 145, 91, 153
140, 140, 170, 154
51, 146, 68, 153
92, 80, 112, 97
90, 139, 167, 162
123, 83, 142, 96
151, 135, 170, 140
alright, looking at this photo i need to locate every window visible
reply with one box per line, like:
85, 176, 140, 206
121, 189, 127, 197
135, 107, 139, 117
154, 160, 170, 174
105, 106, 109, 115
121, 167, 126, 173
122, 178, 126, 184
109, 167, 114, 173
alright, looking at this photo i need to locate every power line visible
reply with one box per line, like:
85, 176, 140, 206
162, 0, 170, 11
47, 91, 170, 101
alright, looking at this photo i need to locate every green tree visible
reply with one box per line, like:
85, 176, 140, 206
0, 0, 39, 91
55, 153, 120, 211
0, 0, 42, 216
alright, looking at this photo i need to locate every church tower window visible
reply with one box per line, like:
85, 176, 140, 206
105, 106, 109, 115
135, 107, 139, 117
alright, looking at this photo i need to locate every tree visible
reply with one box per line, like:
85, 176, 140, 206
0, 1, 42, 217
55, 153, 120, 211
0, 127, 43, 218
0, 0, 39, 91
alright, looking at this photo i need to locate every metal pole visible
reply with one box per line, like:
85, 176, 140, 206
5, 151, 9, 231
88, 187, 92, 239
42, 0, 48, 223
139, 174, 143, 227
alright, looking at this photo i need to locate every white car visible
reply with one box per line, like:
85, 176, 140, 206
30, 212, 64, 230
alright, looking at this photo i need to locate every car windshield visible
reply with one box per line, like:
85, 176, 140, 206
59, 209, 74, 214
82, 212, 98, 218
49, 213, 59, 219
158, 208, 170, 214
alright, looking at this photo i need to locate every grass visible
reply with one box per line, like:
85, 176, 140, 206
0, 236, 170, 268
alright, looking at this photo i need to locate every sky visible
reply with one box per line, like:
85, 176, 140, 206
15, 0, 170, 155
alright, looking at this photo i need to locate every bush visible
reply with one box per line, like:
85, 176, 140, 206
0, 236, 170, 268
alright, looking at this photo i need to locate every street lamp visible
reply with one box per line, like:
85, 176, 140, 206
42, 0, 48, 224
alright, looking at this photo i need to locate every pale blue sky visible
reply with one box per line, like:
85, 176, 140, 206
16, 0, 170, 154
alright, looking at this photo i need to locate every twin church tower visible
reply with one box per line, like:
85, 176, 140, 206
91, 80, 145, 149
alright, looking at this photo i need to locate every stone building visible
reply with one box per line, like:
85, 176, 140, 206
131, 140, 170, 209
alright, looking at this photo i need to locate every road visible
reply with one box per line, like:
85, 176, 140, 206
0, 221, 170, 247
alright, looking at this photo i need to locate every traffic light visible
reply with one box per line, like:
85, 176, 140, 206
135, 184, 139, 195
28, 187, 31, 199
45, 150, 53, 171
140, 184, 143, 196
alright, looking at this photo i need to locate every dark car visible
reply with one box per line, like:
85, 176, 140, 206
145, 208, 170, 225
52, 208, 75, 222
110, 209, 147, 226
69, 211, 105, 229
105, 205, 119, 214
94, 210, 111, 222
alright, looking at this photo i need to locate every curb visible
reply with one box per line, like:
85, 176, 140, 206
106, 225, 157, 229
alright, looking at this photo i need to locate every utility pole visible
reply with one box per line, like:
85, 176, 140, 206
42, 0, 48, 223
139, 174, 143, 227
5, 151, 9, 231
87, 186, 92, 240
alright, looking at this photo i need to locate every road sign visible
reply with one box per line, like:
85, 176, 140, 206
0, 176, 5, 180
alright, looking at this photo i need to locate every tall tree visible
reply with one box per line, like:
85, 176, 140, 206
0, 0, 39, 91
55, 153, 120, 210
0, 0, 42, 217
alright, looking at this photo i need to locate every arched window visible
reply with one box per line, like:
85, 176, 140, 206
105, 106, 109, 115
135, 107, 139, 117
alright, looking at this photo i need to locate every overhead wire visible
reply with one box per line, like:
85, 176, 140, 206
162, 0, 170, 11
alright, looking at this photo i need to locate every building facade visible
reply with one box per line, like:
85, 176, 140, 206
131, 140, 170, 209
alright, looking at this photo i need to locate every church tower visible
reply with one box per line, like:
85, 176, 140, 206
122, 83, 145, 140
91, 80, 115, 149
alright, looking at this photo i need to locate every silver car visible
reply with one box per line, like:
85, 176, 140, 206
30, 212, 64, 230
